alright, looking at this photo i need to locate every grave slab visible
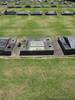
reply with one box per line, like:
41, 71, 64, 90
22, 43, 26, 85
20, 38, 54, 55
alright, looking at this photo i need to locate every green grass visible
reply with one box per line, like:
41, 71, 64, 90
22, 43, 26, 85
0, 15, 75, 37
0, 7, 75, 37
0, 58, 75, 100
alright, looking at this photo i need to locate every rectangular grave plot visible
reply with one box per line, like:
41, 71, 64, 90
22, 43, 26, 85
30, 12, 43, 15
20, 38, 54, 55
61, 11, 74, 15
0, 38, 16, 56
58, 36, 75, 55
0, 38, 10, 55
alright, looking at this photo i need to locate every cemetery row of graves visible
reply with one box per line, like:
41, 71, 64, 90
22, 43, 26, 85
0, 2, 75, 16
0, 36, 75, 56
0, 0, 75, 56
0, 0, 74, 6
0, 1, 75, 9
2, 10, 75, 16
0, 0, 75, 9
6, 4, 75, 8
0, 0, 75, 16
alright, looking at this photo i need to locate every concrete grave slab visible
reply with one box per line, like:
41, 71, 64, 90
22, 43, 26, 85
58, 36, 75, 55
20, 38, 54, 55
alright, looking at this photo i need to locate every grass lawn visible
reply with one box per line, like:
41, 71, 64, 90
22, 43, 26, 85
0, 7, 75, 99
0, 58, 75, 100
0, 8, 75, 37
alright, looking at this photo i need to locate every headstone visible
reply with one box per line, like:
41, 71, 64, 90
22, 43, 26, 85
0, 37, 16, 56
4, 10, 16, 15
20, 38, 54, 55
45, 11, 57, 15
61, 11, 74, 15
25, 5, 31, 8
30, 11, 43, 15
16, 11, 29, 15
58, 36, 75, 55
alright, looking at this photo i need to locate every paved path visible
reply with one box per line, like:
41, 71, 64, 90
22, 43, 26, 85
52, 38, 64, 56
